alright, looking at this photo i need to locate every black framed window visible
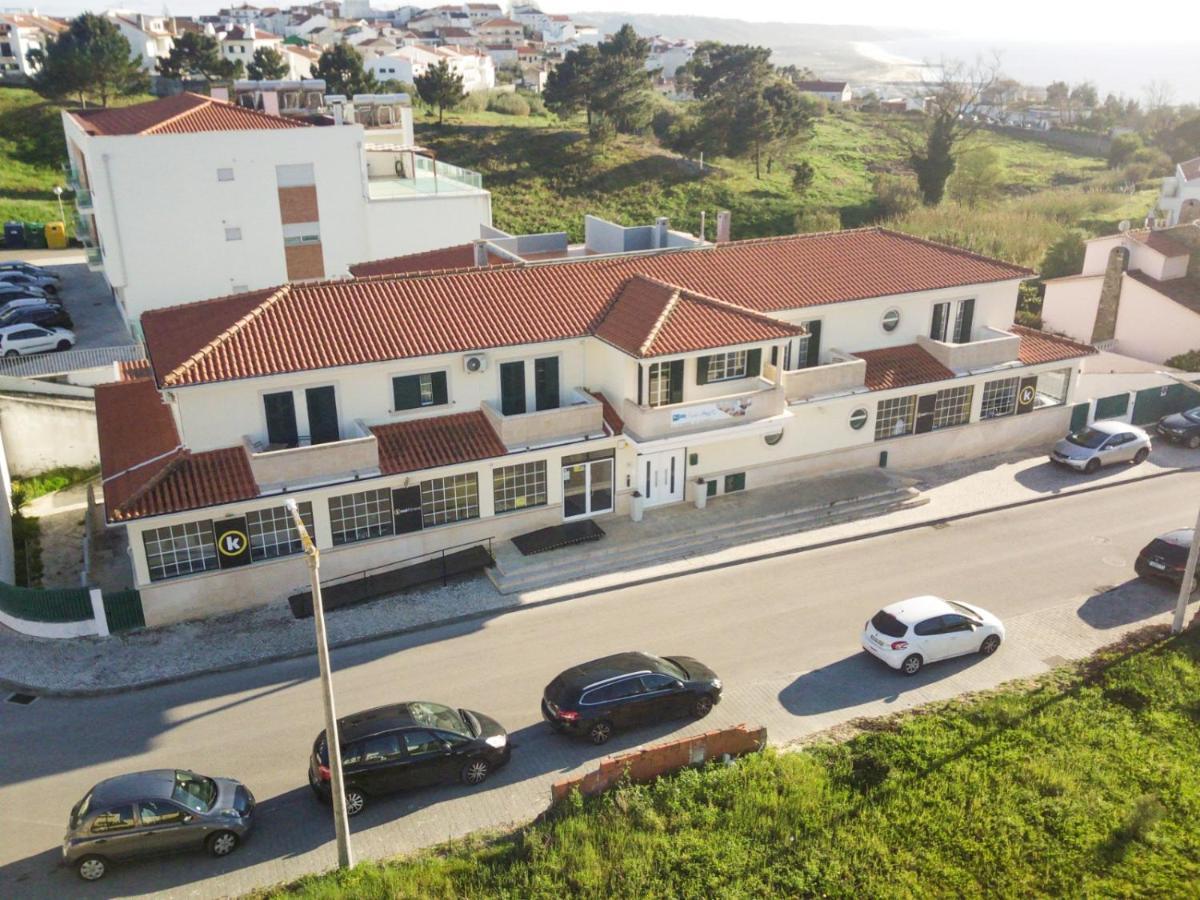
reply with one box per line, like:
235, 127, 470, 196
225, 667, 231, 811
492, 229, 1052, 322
499, 361, 526, 415
534, 356, 560, 411
143, 521, 218, 582
305, 386, 339, 444
420, 473, 480, 527
246, 502, 313, 561
724, 472, 746, 493
647, 360, 683, 407
329, 489, 393, 545
393, 371, 448, 411
263, 391, 298, 448
494, 461, 547, 513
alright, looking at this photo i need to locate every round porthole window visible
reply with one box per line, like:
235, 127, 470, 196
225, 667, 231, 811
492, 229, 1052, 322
849, 407, 869, 430
881, 308, 901, 332
764, 430, 784, 446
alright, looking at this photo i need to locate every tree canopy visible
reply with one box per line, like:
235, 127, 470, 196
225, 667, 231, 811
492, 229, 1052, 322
414, 59, 466, 124
29, 13, 147, 107
158, 32, 242, 82
247, 46, 289, 81
544, 24, 652, 138
312, 43, 378, 97
946, 146, 1004, 208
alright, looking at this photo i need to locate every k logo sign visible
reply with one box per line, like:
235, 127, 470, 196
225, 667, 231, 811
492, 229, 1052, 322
1016, 376, 1039, 415
215, 517, 252, 568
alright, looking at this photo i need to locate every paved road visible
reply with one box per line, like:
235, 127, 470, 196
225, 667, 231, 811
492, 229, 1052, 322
2, 473, 1197, 899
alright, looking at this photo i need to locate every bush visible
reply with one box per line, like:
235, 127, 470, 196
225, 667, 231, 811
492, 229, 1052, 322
524, 92, 546, 116
487, 91, 530, 117
456, 91, 488, 113
1107, 133, 1142, 169
872, 173, 922, 220
793, 208, 841, 233
791, 160, 815, 196
1166, 350, 1200, 372
1040, 230, 1087, 279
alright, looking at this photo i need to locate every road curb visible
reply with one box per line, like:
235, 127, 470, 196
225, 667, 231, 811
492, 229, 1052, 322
5, 463, 1196, 699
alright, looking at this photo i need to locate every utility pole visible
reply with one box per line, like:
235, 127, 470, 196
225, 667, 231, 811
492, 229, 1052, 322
287, 499, 354, 868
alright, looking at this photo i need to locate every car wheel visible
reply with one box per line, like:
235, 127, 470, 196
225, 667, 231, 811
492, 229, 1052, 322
56, 340, 71, 351
980, 634, 1002, 656
691, 694, 715, 718
2, 349, 16, 357
344, 786, 366, 817
1084, 458, 1101, 474
76, 855, 107, 881
206, 830, 239, 857
587, 720, 613, 745
461, 758, 490, 786
1133, 448, 1149, 465
901, 654, 923, 676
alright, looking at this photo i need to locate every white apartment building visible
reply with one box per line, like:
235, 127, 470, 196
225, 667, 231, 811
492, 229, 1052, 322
94, 224, 1094, 627
1155, 157, 1200, 228
61, 90, 491, 334
366, 43, 494, 92
107, 12, 176, 73
220, 23, 284, 66
0, 12, 63, 80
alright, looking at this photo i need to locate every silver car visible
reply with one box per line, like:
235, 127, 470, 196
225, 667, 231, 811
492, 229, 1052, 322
63, 769, 255, 881
1050, 420, 1151, 473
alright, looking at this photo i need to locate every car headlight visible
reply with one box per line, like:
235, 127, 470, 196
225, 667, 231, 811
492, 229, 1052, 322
711, 679, 722, 690
484, 734, 507, 749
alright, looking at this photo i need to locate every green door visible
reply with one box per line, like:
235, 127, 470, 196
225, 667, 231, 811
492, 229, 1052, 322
1094, 393, 1129, 421
1069, 402, 1090, 433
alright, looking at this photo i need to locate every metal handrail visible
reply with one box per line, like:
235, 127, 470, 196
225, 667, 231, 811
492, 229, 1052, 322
320, 536, 495, 591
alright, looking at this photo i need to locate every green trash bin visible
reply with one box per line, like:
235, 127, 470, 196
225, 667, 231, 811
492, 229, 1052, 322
23, 222, 47, 249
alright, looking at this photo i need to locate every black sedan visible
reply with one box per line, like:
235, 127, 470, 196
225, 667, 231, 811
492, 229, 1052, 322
542, 651, 723, 745
1135, 529, 1197, 592
307, 701, 510, 816
1156, 407, 1200, 449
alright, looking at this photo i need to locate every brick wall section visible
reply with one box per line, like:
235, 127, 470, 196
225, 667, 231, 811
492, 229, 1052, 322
1090, 247, 1128, 343
550, 724, 767, 804
277, 186, 320, 225
284, 243, 325, 280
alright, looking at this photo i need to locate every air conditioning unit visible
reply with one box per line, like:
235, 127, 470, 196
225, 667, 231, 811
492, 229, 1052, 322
463, 354, 488, 373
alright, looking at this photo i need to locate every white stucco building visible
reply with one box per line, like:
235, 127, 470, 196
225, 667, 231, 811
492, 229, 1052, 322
1155, 158, 1200, 228
0, 12, 63, 81
62, 90, 491, 335
794, 80, 852, 104
107, 12, 176, 74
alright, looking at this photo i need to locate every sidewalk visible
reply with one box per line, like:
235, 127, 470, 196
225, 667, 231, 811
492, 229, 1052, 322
1, 445, 1196, 695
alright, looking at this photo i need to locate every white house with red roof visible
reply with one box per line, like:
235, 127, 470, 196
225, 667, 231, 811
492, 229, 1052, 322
220, 22, 284, 66
61, 91, 491, 334
90, 223, 1093, 626
793, 80, 852, 104
105, 12, 177, 74
1155, 157, 1200, 228
0, 12, 64, 80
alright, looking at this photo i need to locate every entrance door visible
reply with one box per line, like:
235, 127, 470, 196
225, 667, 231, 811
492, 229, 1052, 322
264, 391, 299, 448
640, 449, 685, 508
562, 457, 614, 519
914, 393, 937, 434
305, 386, 340, 444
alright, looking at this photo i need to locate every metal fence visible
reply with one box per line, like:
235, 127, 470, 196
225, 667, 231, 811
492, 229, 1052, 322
0, 581, 92, 623
102, 590, 145, 632
0, 343, 143, 379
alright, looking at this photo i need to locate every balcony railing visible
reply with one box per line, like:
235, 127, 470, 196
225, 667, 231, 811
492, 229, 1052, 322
74, 188, 93, 211
366, 152, 484, 200
75, 214, 93, 242
621, 383, 786, 442
62, 163, 82, 192
481, 388, 606, 450
243, 420, 380, 491
916, 326, 1021, 372
784, 350, 867, 402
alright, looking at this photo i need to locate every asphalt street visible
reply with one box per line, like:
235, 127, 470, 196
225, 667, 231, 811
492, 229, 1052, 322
2, 471, 1197, 899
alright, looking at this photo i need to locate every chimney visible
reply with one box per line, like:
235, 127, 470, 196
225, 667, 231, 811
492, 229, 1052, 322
211, 86, 230, 102
262, 90, 280, 116
716, 210, 731, 243
473, 240, 489, 267
246, 23, 256, 39
655, 216, 669, 249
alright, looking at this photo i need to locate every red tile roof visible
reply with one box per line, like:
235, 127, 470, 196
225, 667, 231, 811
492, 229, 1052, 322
370, 411, 507, 475
144, 229, 1029, 388
1135, 230, 1192, 258
1180, 157, 1200, 182
594, 275, 804, 358
1012, 325, 1097, 365
349, 243, 478, 277
115, 358, 152, 381
585, 390, 624, 435
70, 93, 310, 136
855, 344, 955, 391
96, 379, 258, 521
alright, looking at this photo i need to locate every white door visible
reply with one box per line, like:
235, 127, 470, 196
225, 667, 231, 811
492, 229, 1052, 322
639, 449, 685, 508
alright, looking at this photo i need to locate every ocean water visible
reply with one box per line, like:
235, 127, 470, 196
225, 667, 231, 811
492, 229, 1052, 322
869, 36, 1199, 103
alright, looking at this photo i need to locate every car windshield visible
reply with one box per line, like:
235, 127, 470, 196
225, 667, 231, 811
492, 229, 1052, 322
70, 792, 93, 830
1066, 428, 1109, 449
407, 702, 468, 736
871, 610, 908, 638
1184, 409, 1200, 424
172, 771, 218, 813
657, 658, 689, 680
947, 601, 983, 624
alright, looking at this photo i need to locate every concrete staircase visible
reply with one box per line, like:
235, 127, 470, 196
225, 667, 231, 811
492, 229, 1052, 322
488, 476, 927, 596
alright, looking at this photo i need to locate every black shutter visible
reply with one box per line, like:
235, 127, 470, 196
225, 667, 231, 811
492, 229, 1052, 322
930, 303, 945, 341
263, 391, 298, 448
770, 346, 779, 366
696, 355, 710, 385
392, 375, 421, 410
534, 357, 559, 410
499, 361, 526, 415
746, 348, 762, 377
392, 486, 423, 533
637, 363, 643, 406
668, 359, 684, 405
805, 321, 821, 368
305, 386, 339, 444
430, 371, 448, 405
955, 298, 975, 344
915, 393, 937, 434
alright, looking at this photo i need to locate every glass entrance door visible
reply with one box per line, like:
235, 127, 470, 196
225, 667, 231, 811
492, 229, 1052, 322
562, 457, 615, 519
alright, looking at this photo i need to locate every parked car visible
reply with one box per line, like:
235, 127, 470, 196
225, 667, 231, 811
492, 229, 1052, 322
0, 304, 73, 331
62, 769, 255, 881
1156, 407, 1200, 449
0, 295, 62, 315
307, 701, 511, 816
862, 596, 1005, 676
1135, 529, 1197, 592
0, 323, 75, 355
0, 283, 48, 306
542, 651, 722, 745
0, 270, 58, 294
0, 260, 60, 281
1049, 420, 1151, 473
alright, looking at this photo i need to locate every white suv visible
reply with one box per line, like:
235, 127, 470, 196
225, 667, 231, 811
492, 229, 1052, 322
862, 595, 1005, 676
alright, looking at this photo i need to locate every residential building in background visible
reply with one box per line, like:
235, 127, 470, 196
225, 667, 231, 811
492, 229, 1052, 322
1155, 157, 1200, 227
0, 12, 64, 81
794, 80, 852, 104
61, 89, 490, 334
107, 12, 177, 74
93, 224, 1092, 626
1042, 223, 1200, 364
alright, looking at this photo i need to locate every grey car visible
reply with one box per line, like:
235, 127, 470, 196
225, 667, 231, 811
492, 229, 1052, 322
62, 769, 255, 881
1050, 420, 1151, 473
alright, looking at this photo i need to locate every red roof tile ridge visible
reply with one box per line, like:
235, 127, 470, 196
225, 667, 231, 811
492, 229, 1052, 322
1009, 323, 1098, 356
669, 278, 808, 333
873, 227, 1034, 276
161, 283, 294, 386
116, 449, 192, 514
633, 276, 682, 356
147, 92, 311, 134
140, 92, 212, 134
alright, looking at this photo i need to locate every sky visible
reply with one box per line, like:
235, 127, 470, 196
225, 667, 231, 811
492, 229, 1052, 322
27, 0, 1196, 45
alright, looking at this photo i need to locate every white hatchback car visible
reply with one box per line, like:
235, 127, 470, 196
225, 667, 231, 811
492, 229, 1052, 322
862, 596, 1005, 676
0, 323, 75, 356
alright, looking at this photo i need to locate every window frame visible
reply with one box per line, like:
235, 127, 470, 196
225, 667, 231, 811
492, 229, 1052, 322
705, 350, 749, 383
493, 460, 547, 514
328, 488, 394, 546
392, 369, 449, 412
245, 501, 313, 561
420, 472, 480, 528
142, 520, 218, 582
874, 395, 917, 441
931, 385, 974, 430
980, 376, 1020, 419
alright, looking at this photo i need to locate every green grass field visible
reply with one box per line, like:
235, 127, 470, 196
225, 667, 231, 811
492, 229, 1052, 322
0, 86, 73, 231
266, 626, 1200, 898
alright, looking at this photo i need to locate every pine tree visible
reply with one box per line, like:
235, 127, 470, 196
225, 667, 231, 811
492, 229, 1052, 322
29, 13, 147, 107
158, 32, 241, 83
247, 46, 289, 81
313, 43, 378, 97
415, 60, 466, 125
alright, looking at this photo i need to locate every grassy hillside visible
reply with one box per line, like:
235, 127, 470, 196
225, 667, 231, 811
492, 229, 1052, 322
267, 627, 1200, 898
417, 108, 1151, 270
0, 87, 72, 232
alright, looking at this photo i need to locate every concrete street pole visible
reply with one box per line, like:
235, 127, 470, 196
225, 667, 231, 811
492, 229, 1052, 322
287, 500, 354, 869
1172, 504, 1200, 634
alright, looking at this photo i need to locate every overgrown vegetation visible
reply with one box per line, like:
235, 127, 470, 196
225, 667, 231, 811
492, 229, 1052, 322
11, 464, 99, 503
267, 627, 1200, 898
9, 489, 43, 587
